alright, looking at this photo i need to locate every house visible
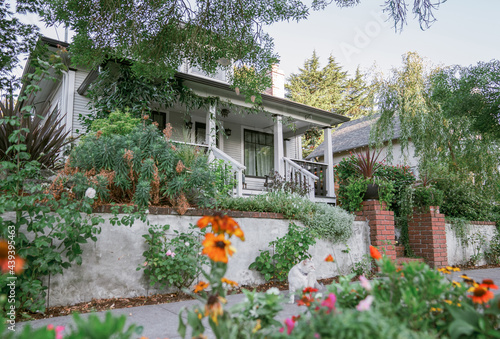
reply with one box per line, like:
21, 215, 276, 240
20, 37, 350, 204
306, 114, 419, 178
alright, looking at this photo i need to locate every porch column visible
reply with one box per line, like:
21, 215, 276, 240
324, 127, 335, 198
206, 105, 217, 161
274, 115, 284, 176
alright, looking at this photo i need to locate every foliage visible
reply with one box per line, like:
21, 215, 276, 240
373, 52, 500, 204
353, 149, 382, 179
217, 191, 354, 242
285, 52, 374, 156
229, 289, 284, 330
54, 124, 219, 212
342, 178, 367, 212
432, 60, 500, 140
249, 223, 316, 282
138, 224, 208, 290
265, 171, 312, 197
89, 108, 141, 136
0, 312, 142, 338
485, 231, 500, 265
210, 159, 237, 198
351, 255, 372, 277
412, 186, 444, 208
1, 43, 71, 169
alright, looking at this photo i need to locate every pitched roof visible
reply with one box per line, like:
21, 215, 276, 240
305, 115, 402, 159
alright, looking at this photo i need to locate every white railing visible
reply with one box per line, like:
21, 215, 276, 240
283, 157, 318, 201
210, 146, 246, 197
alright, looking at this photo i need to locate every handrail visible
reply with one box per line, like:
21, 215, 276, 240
210, 146, 246, 171
171, 140, 209, 149
283, 157, 318, 180
290, 158, 328, 166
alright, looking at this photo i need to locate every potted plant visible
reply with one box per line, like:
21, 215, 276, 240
353, 149, 383, 200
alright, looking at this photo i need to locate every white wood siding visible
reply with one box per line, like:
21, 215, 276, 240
72, 70, 92, 136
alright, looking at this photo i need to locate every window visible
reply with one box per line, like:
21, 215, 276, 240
195, 122, 220, 147
152, 111, 167, 130
244, 130, 274, 177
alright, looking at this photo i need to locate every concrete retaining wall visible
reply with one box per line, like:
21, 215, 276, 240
46, 214, 370, 307
446, 222, 498, 266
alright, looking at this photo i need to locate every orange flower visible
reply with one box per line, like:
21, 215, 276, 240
202, 233, 235, 263
369, 246, 382, 260
194, 281, 209, 293
302, 287, 318, 294
0, 240, 25, 275
205, 295, 225, 325
325, 254, 334, 262
197, 214, 245, 241
297, 295, 315, 307
221, 277, 238, 287
480, 279, 498, 290
468, 285, 495, 304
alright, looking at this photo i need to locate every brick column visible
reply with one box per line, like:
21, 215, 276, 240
408, 206, 447, 268
356, 200, 396, 261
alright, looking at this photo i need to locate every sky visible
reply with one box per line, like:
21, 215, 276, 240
265, 0, 500, 78
18, 0, 500, 80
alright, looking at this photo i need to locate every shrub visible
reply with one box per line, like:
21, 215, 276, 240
138, 224, 208, 290
413, 186, 444, 208
51, 124, 220, 212
89, 108, 141, 136
249, 223, 316, 282
217, 191, 354, 242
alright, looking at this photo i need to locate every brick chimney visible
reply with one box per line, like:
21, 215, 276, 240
265, 65, 285, 98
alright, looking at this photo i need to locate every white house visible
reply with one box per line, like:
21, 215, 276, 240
20, 37, 350, 203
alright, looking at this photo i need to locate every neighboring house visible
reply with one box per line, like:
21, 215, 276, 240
306, 115, 419, 179
20, 37, 350, 204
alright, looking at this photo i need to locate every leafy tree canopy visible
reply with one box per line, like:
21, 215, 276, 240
373, 52, 500, 192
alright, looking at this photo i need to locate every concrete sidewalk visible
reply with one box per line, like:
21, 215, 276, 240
16, 268, 500, 339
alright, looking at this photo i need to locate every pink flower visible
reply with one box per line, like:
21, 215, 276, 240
356, 295, 374, 311
359, 275, 372, 292
55, 326, 64, 339
279, 327, 284, 333
166, 250, 175, 257
321, 293, 336, 313
47, 324, 54, 330
284, 318, 295, 334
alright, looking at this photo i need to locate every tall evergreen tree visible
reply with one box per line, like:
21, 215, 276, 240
286, 52, 374, 156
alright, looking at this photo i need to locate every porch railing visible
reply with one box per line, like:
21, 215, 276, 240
283, 157, 318, 200
210, 146, 246, 197
289, 158, 329, 197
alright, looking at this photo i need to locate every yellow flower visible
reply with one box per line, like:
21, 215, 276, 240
252, 319, 262, 333
430, 307, 443, 312
452, 281, 461, 288
443, 300, 453, 305
202, 233, 235, 263
205, 295, 225, 325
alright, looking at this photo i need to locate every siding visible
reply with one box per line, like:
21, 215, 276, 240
222, 121, 242, 164
73, 70, 92, 135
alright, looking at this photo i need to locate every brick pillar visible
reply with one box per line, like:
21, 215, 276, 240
356, 200, 396, 261
408, 206, 448, 268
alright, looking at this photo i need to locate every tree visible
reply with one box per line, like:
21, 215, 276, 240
286, 51, 374, 156
432, 61, 500, 140
373, 52, 500, 191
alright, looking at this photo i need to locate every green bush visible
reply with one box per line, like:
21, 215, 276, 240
217, 191, 354, 242
89, 109, 141, 136
413, 186, 444, 208
249, 223, 316, 282
138, 224, 208, 290
56, 124, 220, 212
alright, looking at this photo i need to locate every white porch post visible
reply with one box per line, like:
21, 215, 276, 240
274, 115, 284, 176
324, 127, 335, 198
206, 104, 216, 161
297, 136, 303, 160
66, 70, 76, 137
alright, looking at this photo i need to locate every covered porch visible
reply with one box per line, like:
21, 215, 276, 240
164, 72, 349, 204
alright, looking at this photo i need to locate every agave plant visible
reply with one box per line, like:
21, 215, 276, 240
0, 93, 72, 169
353, 148, 383, 179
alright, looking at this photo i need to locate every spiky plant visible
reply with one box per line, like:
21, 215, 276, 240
0, 93, 72, 169
353, 148, 383, 179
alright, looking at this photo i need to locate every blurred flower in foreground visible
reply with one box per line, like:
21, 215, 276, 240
194, 281, 209, 293
359, 274, 372, 292
356, 295, 374, 311
205, 295, 225, 324
0, 239, 25, 275
369, 246, 382, 260
468, 285, 494, 304
202, 233, 235, 263
197, 214, 245, 240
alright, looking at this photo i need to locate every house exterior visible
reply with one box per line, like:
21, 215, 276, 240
21, 37, 350, 204
306, 115, 419, 178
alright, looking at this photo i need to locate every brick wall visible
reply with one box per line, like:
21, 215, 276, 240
356, 200, 396, 260
408, 206, 447, 268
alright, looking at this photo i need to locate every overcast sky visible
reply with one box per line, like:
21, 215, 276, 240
265, 0, 500, 78
19, 0, 500, 80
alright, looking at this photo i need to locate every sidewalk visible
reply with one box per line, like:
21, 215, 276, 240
16, 268, 500, 339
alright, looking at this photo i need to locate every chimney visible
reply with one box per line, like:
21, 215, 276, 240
265, 65, 285, 98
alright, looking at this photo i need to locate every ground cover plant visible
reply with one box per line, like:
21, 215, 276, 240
216, 190, 354, 242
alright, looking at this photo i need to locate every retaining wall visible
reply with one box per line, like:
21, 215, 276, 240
446, 221, 497, 266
